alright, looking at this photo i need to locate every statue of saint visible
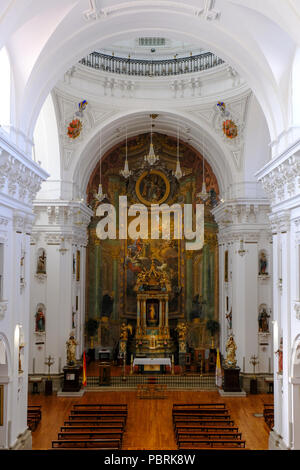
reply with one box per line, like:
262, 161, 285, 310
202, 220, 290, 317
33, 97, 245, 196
37, 250, 46, 274
259, 251, 268, 275
225, 335, 237, 368
120, 322, 133, 341
258, 307, 270, 332
66, 332, 78, 366
275, 337, 283, 374
35, 306, 45, 332
226, 309, 232, 330
177, 322, 188, 342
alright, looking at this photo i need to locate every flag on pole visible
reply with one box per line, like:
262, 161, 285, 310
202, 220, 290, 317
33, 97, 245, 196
82, 351, 87, 387
215, 348, 222, 388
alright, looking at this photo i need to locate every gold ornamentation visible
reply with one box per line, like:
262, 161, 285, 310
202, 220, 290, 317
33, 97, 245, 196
225, 335, 237, 368
135, 169, 170, 206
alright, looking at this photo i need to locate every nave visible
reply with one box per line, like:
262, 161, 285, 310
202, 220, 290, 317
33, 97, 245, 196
28, 391, 271, 451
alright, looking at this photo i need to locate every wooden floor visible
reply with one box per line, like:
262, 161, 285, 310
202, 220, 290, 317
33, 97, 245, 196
28, 391, 272, 450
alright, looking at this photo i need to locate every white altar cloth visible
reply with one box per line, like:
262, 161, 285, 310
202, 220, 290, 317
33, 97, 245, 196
133, 358, 171, 367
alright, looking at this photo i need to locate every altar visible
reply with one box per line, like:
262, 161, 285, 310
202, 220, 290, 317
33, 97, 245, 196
133, 260, 176, 357
133, 357, 171, 374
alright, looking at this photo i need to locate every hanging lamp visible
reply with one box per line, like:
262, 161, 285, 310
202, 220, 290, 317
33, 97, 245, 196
120, 127, 132, 179
197, 130, 209, 202
95, 130, 107, 202
173, 123, 184, 180
144, 115, 159, 166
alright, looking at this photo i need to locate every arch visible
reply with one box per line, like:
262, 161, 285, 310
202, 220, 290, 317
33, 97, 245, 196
291, 47, 300, 126
0, 47, 11, 130
8, 4, 290, 148
291, 334, 300, 380
70, 109, 236, 202
0, 333, 11, 377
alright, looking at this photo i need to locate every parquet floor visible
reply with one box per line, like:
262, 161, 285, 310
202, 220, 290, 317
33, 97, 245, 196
28, 390, 272, 450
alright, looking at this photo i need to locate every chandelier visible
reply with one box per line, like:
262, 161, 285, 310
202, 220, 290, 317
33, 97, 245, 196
120, 127, 132, 179
197, 130, 209, 202
94, 130, 107, 202
144, 115, 159, 166
173, 124, 184, 180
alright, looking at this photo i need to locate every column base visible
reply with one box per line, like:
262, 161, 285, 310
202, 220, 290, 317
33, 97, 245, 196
269, 429, 290, 450
10, 429, 32, 450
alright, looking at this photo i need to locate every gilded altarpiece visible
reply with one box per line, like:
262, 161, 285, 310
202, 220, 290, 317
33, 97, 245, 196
86, 133, 219, 351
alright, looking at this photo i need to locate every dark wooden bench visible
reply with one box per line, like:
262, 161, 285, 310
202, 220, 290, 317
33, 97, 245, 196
27, 406, 42, 431
68, 415, 127, 425
62, 424, 124, 432
58, 431, 123, 441
178, 439, 246, 449
173, 418, 234, 428
73, 404, 127, 410
52, 439, 121, 449
70, 409, 127, 416
177, 432, 242, 442
175, 426, 239, 436
172, 409, 229, 415
173, 403, 226, 410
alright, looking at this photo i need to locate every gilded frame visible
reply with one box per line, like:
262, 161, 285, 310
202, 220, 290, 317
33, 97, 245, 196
135, 169, 171, 206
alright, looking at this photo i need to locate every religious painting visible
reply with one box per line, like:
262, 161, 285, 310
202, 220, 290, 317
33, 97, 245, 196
124, 237, 182, 316
259, 250, 268, 275
0, 385, 3, 426
35, 304, 45, 333
36, 248, 46, 274
224, 250, 229, 282
135, 169, 170, 206
146, 299, 159, 326
76, 250, 80, 281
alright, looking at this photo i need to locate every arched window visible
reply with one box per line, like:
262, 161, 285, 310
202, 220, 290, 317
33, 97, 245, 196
292, 47, 300, 126
0, 47, 11, 130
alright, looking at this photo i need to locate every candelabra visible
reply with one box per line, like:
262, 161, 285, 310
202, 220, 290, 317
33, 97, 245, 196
44, 355, 55, 380
249, 355, 259, 377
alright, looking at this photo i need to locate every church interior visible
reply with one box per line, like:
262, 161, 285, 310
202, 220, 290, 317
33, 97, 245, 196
0, 0, 300, 452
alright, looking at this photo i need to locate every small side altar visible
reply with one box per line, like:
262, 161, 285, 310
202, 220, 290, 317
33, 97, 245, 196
133, 260, 176, 357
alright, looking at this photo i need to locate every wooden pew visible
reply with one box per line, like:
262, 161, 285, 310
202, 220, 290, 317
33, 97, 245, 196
52, 439, 121, 449
173, 418, 234, 428
27, 405, 42, 431
70, 409, 127, 416
73, 404, 127, 411
177, 432, 242, 442
173, 403, 226, 410
175, 426, 239, 436
68, 415, 127, 426
173, 409, 229, 416
178, 439, 246, 449
62, 424, 124, 432
58, 431, 123, 441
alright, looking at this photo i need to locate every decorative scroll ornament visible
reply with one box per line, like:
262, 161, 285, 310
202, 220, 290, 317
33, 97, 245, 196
223, 119, 238, 139
67, 119, 82, 139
